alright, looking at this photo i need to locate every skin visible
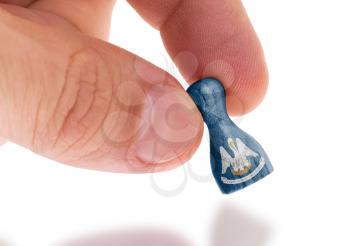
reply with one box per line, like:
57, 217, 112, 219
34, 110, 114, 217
0, 0, 268, 173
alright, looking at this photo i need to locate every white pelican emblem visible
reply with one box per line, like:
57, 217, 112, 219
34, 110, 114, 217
220, 138, 262, 177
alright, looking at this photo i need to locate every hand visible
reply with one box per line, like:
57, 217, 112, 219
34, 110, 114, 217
0, 0, 268, 173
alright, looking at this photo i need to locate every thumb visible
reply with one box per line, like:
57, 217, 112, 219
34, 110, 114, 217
0, 6, 203, 173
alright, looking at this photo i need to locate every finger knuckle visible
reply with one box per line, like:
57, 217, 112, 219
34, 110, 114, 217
40, 47, 114, 159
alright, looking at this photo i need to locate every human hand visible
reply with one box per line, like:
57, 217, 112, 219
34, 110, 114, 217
0, 0, 268, 173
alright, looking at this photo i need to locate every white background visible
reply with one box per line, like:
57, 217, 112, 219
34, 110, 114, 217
1, 0, 350, 245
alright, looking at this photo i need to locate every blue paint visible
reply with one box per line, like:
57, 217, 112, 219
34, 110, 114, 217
187, 78, 273, 194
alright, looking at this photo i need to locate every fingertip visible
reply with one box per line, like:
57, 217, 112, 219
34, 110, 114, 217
181, 50, 269, 116
225, 57, 269, 116
101, 53, 204, 173
156, 0, 269, 116
131, 83, 204, 169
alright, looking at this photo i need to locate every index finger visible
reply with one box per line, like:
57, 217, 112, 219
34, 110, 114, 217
128, 0, 268, 116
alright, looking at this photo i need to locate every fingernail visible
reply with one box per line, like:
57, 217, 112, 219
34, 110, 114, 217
134, 85, 202, 164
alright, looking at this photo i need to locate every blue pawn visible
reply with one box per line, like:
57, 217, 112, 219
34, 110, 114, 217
187, 78, 273, 194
